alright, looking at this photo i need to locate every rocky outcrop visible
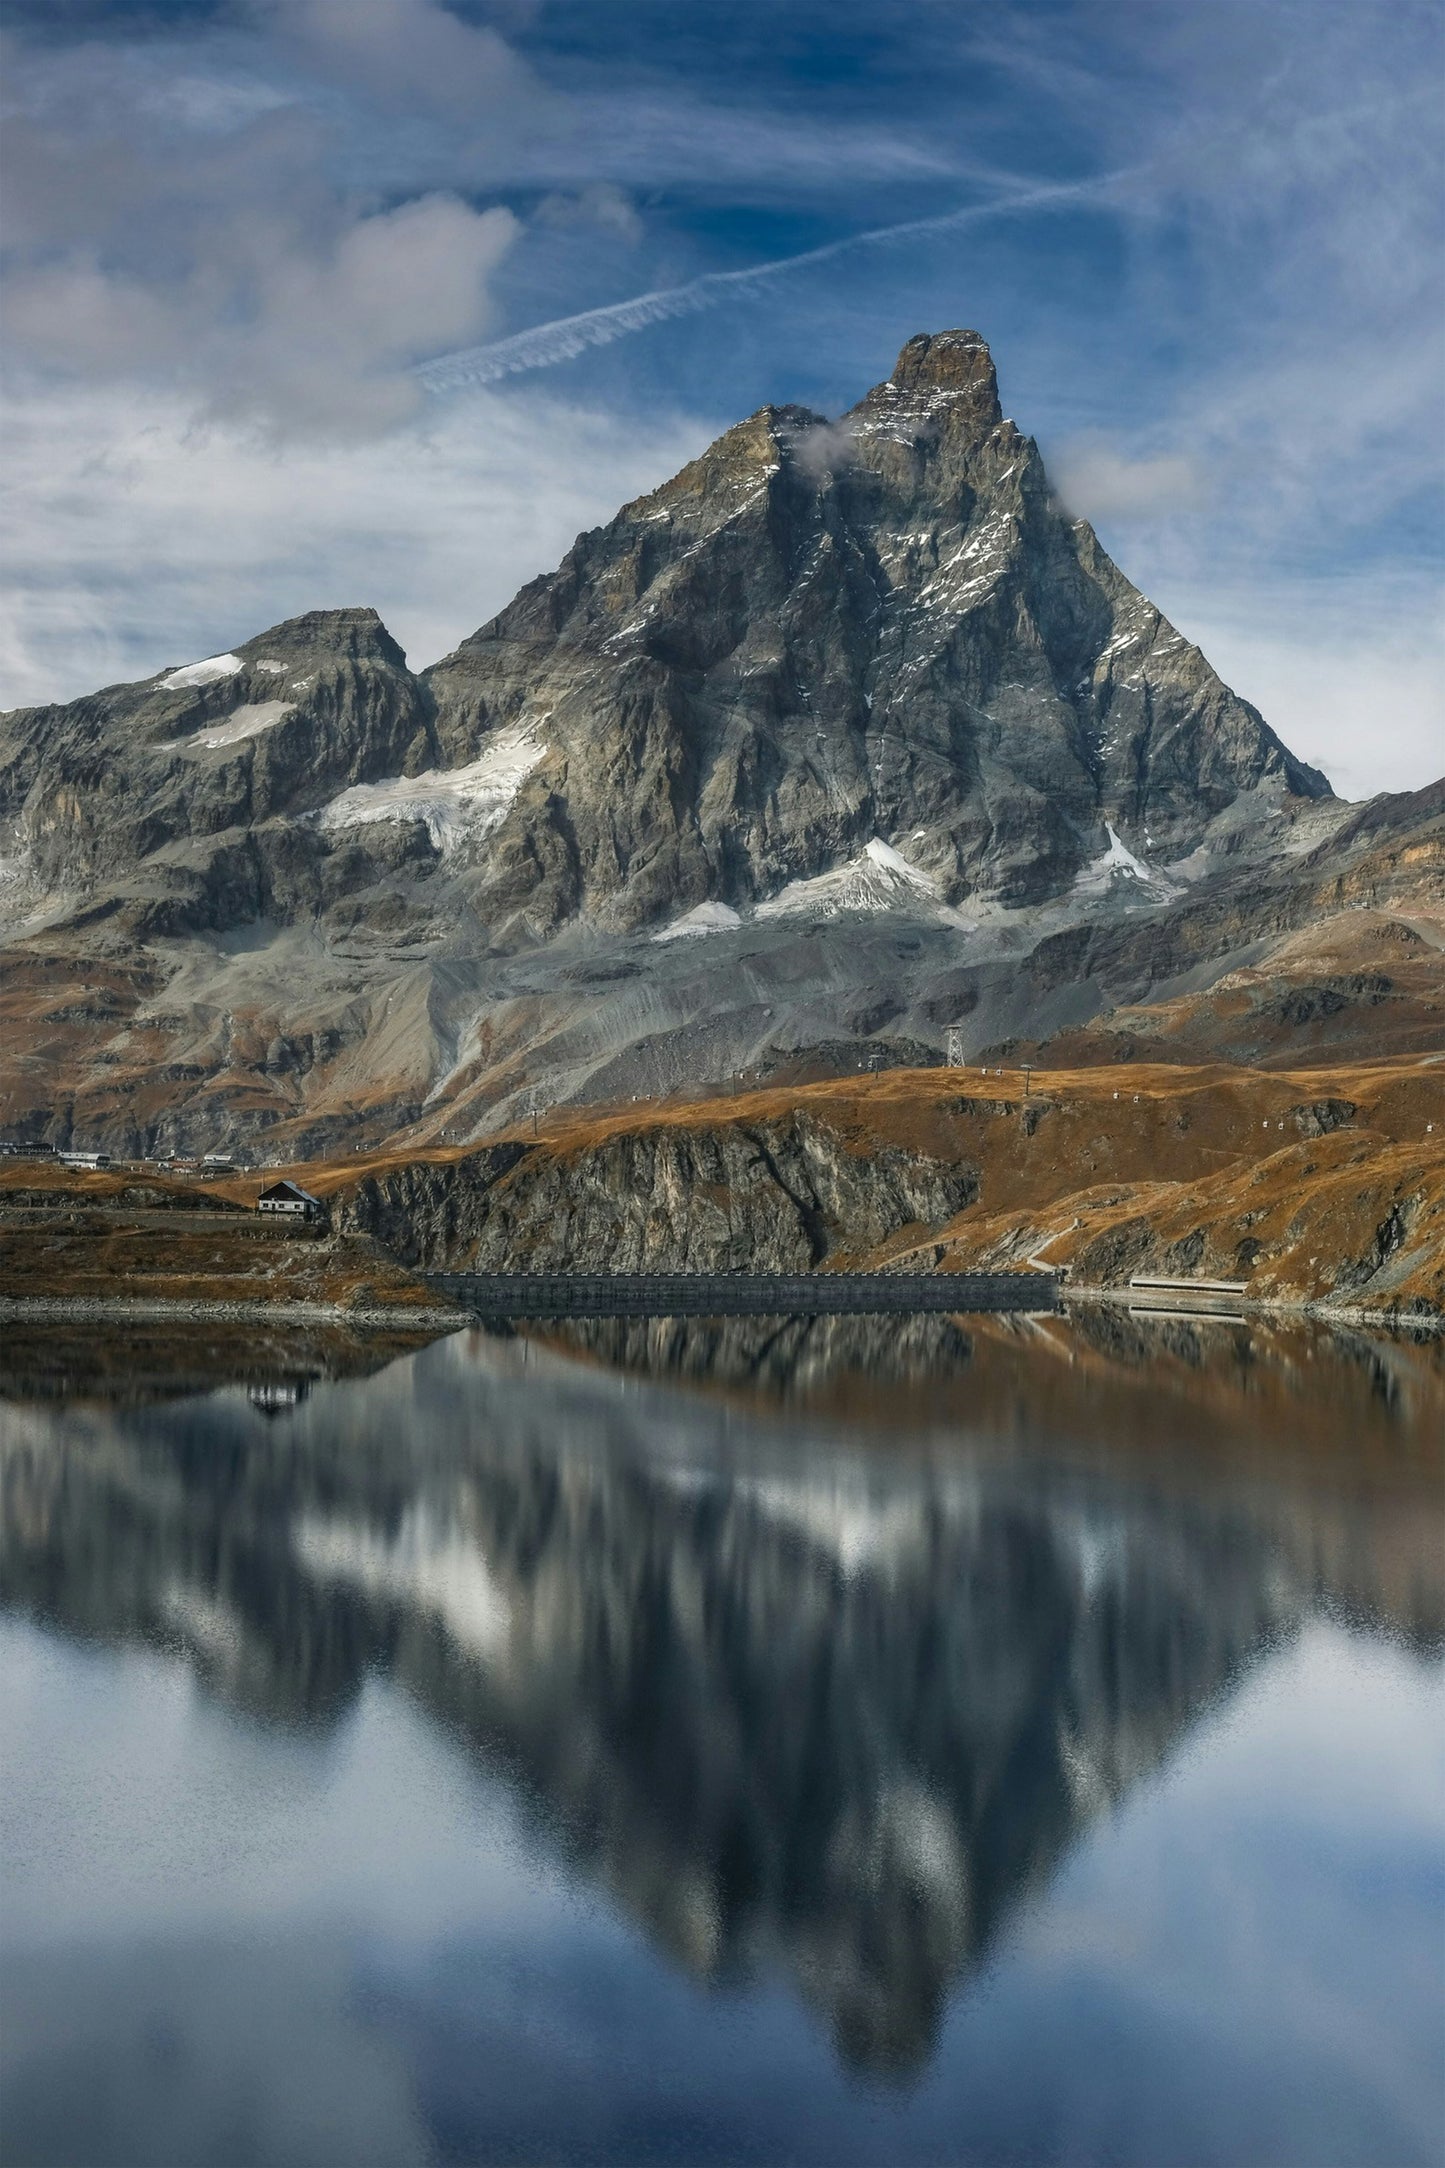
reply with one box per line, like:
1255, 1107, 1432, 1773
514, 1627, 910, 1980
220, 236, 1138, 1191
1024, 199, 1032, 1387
1010, 779, 1445, 1008
988, 790, 1445, 1072
341, 1110, 979, 1270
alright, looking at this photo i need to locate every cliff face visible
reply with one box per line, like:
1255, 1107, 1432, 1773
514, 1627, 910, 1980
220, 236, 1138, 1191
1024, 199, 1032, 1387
325, 1057, 1445, 1317
340, 1109, 979, 1271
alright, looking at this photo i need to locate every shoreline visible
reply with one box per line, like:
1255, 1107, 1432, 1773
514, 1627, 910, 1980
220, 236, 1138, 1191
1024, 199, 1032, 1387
1058, 1283, 1443, 1335
0, 1295, 467, 1330
0, 1285, 1437, 1336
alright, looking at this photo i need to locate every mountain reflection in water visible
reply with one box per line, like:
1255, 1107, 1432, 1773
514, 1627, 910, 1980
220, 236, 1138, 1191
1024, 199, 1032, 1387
2, 1312, 1440, 2092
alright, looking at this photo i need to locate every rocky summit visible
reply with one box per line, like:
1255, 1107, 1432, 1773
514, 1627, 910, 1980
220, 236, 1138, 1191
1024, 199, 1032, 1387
424, 327, 1326, 928
0, 329, 1436, 1158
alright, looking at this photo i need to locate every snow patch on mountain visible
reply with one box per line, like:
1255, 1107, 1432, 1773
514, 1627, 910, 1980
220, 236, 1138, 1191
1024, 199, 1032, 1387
647, 838, 967, 941
319, 721, 546, 852
159, 653, 243, 690
757, 836, 946, 921
1101, 823, 1153, 880
1073, 822, 1182, 901
653, 901, 743, 943
173, 701, 294, 751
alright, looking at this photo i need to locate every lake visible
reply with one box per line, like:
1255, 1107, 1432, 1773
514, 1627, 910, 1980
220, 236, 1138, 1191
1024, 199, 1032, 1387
1, 1309, 1442, 2167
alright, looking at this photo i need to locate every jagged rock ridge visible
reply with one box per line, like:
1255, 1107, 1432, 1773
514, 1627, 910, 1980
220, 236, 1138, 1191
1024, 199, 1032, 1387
0, 330, 1396, 1156
1, 332, 1328, 944
425, 328, 1327, 929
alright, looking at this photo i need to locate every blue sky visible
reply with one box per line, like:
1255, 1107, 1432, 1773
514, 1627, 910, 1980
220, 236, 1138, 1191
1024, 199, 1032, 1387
2, 0, 1441, 792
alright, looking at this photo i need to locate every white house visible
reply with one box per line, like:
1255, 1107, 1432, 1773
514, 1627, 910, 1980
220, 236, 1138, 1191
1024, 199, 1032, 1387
257, 1179, 323, 1221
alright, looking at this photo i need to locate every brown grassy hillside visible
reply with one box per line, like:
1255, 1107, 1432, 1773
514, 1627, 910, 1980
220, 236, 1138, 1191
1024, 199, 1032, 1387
297, 1053, 1443, 1319
0, 1163, 455, 1315
8, 1054, 1438, 1319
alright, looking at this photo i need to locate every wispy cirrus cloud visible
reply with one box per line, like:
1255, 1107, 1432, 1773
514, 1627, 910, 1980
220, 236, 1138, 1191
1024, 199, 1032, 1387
416, 169, 1129, 392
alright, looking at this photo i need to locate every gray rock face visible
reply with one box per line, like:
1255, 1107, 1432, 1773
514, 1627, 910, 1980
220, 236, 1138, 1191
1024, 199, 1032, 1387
0, 332, 1362, 1153
0, 608, 436, 936
427, 329, 1326, 927
2, 334, 1326, 946
341, 1111, 979, 1272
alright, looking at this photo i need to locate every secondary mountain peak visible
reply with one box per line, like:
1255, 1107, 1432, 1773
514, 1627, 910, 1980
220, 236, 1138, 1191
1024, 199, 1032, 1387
233, 607, 410, 669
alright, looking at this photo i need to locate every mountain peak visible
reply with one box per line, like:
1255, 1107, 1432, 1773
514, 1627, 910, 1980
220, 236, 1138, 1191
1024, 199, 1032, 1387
0, 328, 1354, 1161
239, 607, 407, 668
888, 329, 1000, 415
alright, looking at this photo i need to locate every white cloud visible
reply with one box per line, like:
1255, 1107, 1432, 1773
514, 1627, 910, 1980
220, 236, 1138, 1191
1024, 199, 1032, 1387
0, 379, 708, 707
787, 417, 858, 479
0, 8, 956, 440
266, 0, 540, 122
0, 20, 521, 437
237, 194, 520, 432
1052, 442, 1206, 522
534, 184, 643, 246
6, 195, 519, 436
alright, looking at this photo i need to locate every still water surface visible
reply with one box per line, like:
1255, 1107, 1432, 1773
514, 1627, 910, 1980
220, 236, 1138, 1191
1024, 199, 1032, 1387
1, 1311, 1442, 2166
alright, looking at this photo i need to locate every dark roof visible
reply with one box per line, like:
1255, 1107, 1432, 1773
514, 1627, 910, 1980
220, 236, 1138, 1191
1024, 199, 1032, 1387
258, 1180, 321, 1205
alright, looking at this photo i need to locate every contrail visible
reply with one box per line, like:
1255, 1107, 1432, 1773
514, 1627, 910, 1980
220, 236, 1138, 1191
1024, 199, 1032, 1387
416, 172, 1126, 395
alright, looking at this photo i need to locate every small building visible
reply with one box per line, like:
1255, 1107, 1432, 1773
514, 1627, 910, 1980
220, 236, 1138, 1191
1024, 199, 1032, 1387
202, 1153, 236, 1172
60, 1150, 112, 1170
257, 1179, 323, 1221
247, 1379, 311, 1414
